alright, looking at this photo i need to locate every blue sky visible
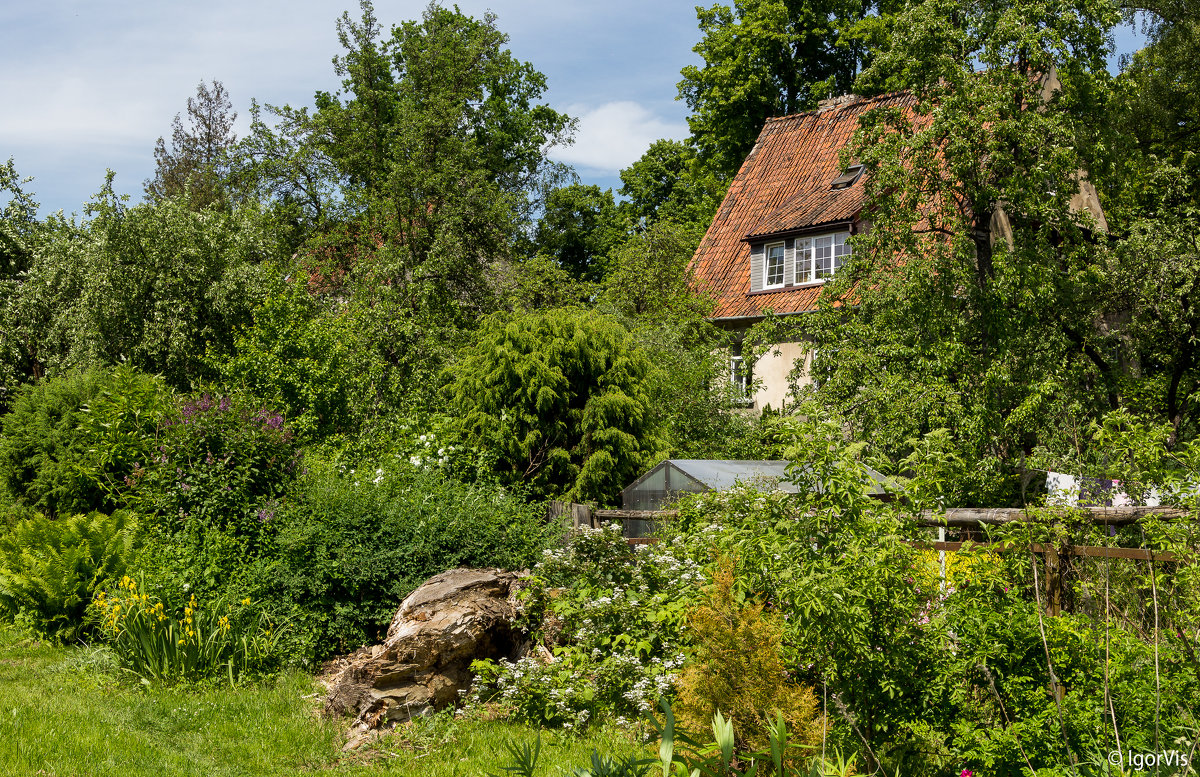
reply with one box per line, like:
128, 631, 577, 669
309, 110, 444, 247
1, 0, 700, 216
1, 1, 1146, 217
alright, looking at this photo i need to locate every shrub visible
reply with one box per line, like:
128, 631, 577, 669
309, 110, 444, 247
447, 307, 665, 504
0, 510, 138, 642
215, 281, 380, 442
132, 391, 301, 552
93, 576, 282, 683
246, 460, 558, 662
0, 370, 110, 516
468, 523, 701, 729
74, 365, 171, 509
0, 366, 170, 517
674, 561, 823, 755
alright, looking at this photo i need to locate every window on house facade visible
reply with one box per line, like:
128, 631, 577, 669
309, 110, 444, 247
795, 237, 812, 283
730, 355, 752, 405
793, 231, 851, 284
765, 242, 785, 288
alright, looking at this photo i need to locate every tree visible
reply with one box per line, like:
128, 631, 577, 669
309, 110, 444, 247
1, 176, 280, 395
0, 161, 43, 408
792, 0, 1126, 501
599, 221, 763, 461
0, 159, 38, 281
232, 100, 344, 241
601, 220, 710, 322
532, 184, 624, 282
274, 1, 576, 322
448, 308, 664, 504
678, 0, 895, 179
617, 139, 725, 230
145, 80, 238, 210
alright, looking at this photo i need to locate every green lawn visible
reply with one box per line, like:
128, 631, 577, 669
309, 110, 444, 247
0, 627, 645, 776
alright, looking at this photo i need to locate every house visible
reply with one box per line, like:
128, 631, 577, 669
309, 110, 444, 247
689, 87, 1107, 412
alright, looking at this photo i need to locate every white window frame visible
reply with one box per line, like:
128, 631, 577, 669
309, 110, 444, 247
764, 242, 785, 289
793, 230, 851, 285
729, 355, 752, 405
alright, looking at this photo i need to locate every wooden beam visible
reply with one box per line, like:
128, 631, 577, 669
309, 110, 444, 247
594, 509, 678, 521
596, 506, 1191, 527
908, 540, 1180, 562
915, 506, 1192, 527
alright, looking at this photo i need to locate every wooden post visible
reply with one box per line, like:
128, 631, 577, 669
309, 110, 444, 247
1046, 544, 1062, 618
548, 501, 594, 530
572, 503, 594, 530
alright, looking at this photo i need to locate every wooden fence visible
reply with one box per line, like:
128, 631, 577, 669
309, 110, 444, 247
548, 501, 1194, 616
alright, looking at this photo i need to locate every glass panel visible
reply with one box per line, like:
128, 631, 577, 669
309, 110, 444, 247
832, 232, 852, 274
795, 239, 811, 283
765, 243, 784, 287
815, 235, 834, 278
639, 466, 667, 491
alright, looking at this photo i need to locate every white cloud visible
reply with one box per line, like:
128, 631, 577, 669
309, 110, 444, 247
1, 0, 699, 214
551, 101, 687, 174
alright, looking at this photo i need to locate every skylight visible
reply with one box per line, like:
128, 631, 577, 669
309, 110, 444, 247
830, 164, 864, 190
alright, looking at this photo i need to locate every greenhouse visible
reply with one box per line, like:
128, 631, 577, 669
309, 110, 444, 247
618, 459, 888, 536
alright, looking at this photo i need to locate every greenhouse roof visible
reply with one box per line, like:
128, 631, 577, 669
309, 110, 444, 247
623, 459, 889, 495
663, 459, 799, 491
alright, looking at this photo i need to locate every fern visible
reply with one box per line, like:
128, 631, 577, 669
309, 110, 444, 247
0, 510, 138, 642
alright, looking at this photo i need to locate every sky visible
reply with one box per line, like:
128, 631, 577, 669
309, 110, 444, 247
1, 1, 1147, 218
0, 0, 700, 217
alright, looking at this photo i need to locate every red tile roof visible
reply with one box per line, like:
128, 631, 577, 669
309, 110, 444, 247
690, 92, 919, 320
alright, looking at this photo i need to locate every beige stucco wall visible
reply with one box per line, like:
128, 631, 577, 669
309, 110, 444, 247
750, 341, 812, 413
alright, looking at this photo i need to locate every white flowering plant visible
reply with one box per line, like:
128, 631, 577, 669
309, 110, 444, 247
466, 522, 702, 729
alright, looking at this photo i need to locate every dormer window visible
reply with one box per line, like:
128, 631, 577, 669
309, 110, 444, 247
830, 164, 864, 190
748, 229, 852, 292
795, 231, 852, 283
764, 242, 785, 288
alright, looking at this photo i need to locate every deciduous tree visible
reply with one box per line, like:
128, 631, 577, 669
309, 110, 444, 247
678, 0, 895, 179
796, 0, 1127, 501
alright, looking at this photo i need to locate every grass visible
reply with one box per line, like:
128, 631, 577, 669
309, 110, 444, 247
0, 626, 647, 776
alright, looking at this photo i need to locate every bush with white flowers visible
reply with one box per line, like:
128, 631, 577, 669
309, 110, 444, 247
466, 522, 700, 728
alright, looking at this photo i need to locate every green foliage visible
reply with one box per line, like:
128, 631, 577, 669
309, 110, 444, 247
243, 0, 575, 330
1, 180, 280, 394
469, 523, 700, 729
598, 222, 766, 462
660, 408, 1200, 774
94, 577, 282, 683
678, 0, 893, 179
499, 254, 597, 312
216, 279, 380, 441
0, 510, 138, 643
652, 699, 853, 777
1, 368, 115, 516
534, 185, 625, 283
145, 80, 239, 211
786, 0, 1136, 489
449, 308, 665, 504
601, 221, 711, 323
674, 561, 822, 755
570, 750, 655, 777
617, 140, 725, 231
0, 158, 39, 283
74, 365, 173, 510
132, 391, 301, 554
249, 460, 555, 661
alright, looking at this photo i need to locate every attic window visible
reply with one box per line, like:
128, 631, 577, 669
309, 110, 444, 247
830, 164, 864, 190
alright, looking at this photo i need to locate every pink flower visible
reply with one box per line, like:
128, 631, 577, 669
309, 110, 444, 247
961, 769, 974, 777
